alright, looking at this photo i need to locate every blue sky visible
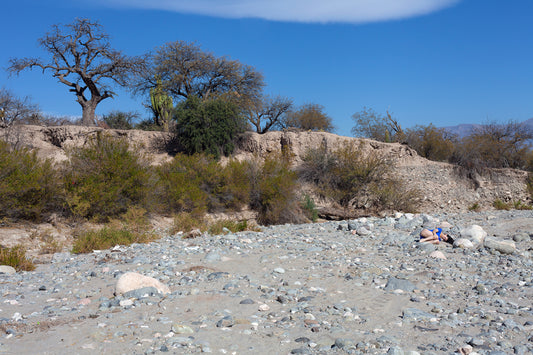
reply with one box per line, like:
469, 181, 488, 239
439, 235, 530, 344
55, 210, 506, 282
1, 0, 532, 136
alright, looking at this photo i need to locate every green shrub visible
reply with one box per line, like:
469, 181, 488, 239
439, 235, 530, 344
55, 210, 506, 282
513, 200, 532, 210
250, 152, 304, 225
0, 245, 35, 271
0, 140, 62, 221
157, 154, 251, 215
301, 195, 318, 222
174, 96, 245, 158
64, 133, 155, 221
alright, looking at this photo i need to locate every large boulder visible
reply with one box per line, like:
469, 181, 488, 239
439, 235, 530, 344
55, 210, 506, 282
460, 225, 487, 246
453, 238, 475, 249
115, 272, 170, 296
483, 237, 517, 255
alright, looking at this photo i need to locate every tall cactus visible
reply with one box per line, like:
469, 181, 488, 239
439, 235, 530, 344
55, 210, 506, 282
150, 77, 173, 132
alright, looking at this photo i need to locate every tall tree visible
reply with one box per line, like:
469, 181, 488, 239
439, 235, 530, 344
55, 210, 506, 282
243, 95, 293, 134
8, 18, 146, 126
133, 41, 264, 106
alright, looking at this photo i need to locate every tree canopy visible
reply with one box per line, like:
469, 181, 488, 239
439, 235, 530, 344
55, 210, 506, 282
351, 107, 404, 142
133, 41, 264, 106
8, 18, 146, 125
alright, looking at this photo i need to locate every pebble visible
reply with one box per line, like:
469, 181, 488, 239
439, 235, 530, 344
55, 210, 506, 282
0, 210, 531, 354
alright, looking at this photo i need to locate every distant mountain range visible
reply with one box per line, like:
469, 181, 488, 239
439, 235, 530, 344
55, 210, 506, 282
442, 117, 533, 138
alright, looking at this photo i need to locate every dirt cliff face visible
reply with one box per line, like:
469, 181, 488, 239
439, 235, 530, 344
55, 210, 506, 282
2, 125, 530, 213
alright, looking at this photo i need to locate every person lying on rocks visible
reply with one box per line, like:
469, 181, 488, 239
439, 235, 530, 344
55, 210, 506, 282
419, 228, 454, 245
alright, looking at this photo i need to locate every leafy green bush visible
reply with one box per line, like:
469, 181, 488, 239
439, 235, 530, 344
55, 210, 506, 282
301, 195, 318, 222
174, 96, 245, 158
250, 152, 304, 225
0, 140, 62, 221
157, 154, 251, 214
0, 245, 35, 271
64, 133, 155, 221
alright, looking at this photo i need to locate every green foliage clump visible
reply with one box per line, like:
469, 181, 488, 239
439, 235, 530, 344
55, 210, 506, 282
300, 142, 420, 214
208, 219, 257, 235
157, 153, 251, 215
468, 202, 481, 211
301, 195, 318, 222
250, 152, 304, 225
0, 245, 35, 271
0, 140, 62, 221
174, 96, 244, 158
64, 133, 155, 221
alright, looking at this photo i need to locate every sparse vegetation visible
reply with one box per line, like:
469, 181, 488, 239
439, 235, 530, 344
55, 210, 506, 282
468, 202, 481, 211
300, 142, 420, 214
0, 245, 35, 271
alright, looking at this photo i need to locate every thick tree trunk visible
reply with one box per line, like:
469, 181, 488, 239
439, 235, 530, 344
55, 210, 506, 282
80, 101, 97, 126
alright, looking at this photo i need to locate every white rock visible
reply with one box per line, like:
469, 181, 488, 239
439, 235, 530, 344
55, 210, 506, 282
0, 265, 17, 275
453, 238, 475, 249
460, 225, 487, 246
429, 251, 446, 259
484, 237, 516, 255
115, 272, 170, 295
273, 267, 285, 274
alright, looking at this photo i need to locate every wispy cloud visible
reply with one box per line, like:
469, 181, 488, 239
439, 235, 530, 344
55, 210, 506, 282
103, 0, 461, 24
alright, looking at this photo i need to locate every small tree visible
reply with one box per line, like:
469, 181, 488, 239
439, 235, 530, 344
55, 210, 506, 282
174, 96, 245, 158
0, 88, 40, 128
404, 124, 457, 161
279, 103, 334, 132
351, 107, 404, 142
243, 95, 293, 133
102, 111, 139, 130
8, 18, 146, 126
452, 120, 533, 171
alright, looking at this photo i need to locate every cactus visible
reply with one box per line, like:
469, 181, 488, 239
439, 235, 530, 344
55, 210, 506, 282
150, 77, 173, 132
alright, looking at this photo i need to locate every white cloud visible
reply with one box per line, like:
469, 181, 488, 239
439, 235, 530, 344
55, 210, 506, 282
103, 0, 461, 24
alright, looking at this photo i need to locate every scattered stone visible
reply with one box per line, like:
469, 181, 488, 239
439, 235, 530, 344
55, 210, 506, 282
429, 251, 446, 259
384, 277, 416, 292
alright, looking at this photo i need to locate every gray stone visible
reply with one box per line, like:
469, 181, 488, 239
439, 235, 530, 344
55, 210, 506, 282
484, 237, 516, 254
385, 277, 416, 292
123, 286, 161, 299
512, 233, 529, 242
216, 315, 234, 328
402, 308, 435, 322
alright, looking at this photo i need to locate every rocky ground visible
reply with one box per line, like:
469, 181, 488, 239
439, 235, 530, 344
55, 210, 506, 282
0, 210, 531, 354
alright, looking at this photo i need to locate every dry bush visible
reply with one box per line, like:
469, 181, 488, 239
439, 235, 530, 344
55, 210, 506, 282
300, 142, 420, 214
0, 245, 35, 271
404, 124, 457, 162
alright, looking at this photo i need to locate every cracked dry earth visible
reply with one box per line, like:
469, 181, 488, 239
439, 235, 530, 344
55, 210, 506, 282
0, 210, 532, 355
